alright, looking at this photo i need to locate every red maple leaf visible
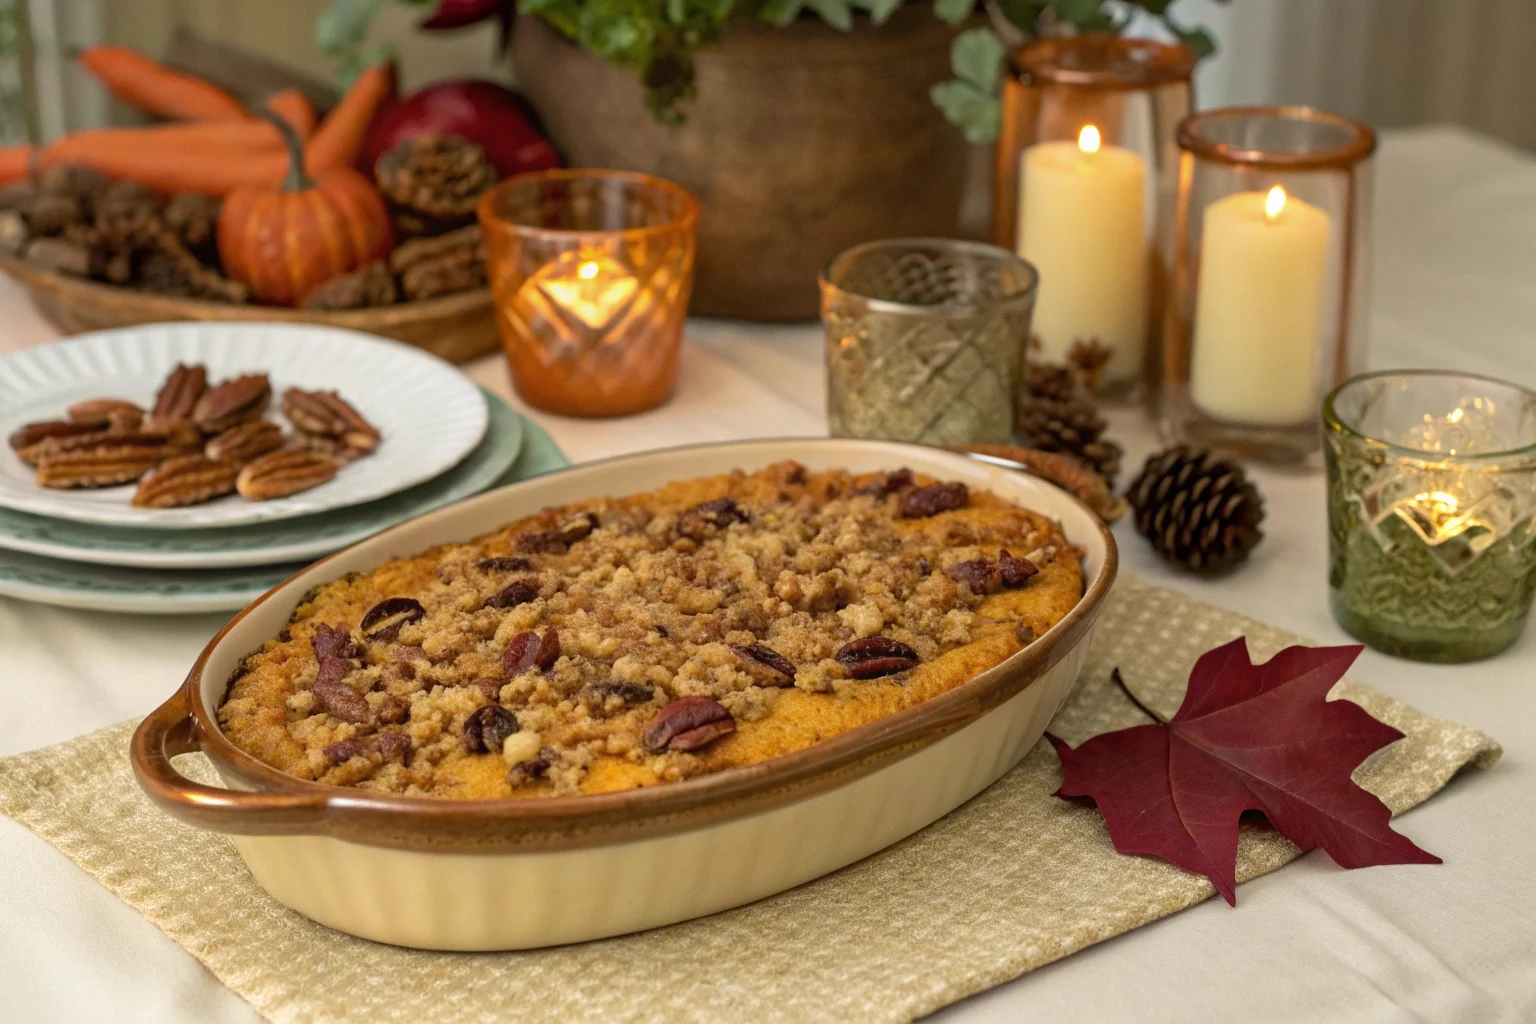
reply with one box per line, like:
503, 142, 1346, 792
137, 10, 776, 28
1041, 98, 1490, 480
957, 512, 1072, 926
1046, 638, 1439, 905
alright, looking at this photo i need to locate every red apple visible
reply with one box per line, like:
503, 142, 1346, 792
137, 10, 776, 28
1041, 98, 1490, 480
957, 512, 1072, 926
358, 79, 561, 179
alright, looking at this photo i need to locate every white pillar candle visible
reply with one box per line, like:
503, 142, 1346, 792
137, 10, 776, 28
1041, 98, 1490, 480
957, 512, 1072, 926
1017, 125, 1148, 384
1189, 186, 1331, 426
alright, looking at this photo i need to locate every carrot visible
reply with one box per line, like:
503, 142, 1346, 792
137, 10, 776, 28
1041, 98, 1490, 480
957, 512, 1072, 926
304, 62, 394, 175
43, 121, 282, 165
0, 144, 33, 184
78, 45, 247, 122
264, 89, 316, 141
38, 135, 285, 197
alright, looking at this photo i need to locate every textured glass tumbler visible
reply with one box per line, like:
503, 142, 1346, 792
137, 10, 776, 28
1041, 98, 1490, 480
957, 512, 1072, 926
820, 239, 1038, 445
478, 170, 698, 417
1325, 371, 1536, 662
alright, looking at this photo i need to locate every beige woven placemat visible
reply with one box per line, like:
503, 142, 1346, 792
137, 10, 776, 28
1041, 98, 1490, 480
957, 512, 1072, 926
0, 576, 1502, 1024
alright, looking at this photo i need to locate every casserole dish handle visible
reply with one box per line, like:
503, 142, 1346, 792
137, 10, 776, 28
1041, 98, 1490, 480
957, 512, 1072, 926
131, 692, 330, 835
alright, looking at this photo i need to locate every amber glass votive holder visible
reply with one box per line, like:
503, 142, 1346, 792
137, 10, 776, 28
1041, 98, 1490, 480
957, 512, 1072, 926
1325, 371, 1536, 662
479, 169, 698, 417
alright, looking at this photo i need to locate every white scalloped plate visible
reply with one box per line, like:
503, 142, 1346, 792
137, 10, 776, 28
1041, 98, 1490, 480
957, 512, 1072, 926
0, 322, 487, 528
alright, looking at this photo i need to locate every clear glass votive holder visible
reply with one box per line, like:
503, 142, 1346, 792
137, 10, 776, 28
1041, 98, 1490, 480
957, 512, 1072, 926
993, 34, 1195, 398
478, 169, 698, 417
1325, 371, 1536, 662
820, 239, 1038, 446
1164, 107, 1376, 462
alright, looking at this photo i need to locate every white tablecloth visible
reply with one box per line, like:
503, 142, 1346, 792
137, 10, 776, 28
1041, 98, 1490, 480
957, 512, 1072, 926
2, 126, 1533, 1023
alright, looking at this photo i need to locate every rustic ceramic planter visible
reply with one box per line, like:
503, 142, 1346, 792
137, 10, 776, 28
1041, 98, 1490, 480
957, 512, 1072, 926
512, 12, 973, 321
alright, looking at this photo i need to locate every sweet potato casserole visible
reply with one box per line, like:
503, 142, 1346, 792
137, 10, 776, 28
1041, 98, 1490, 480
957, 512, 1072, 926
218, 462, 1084, 799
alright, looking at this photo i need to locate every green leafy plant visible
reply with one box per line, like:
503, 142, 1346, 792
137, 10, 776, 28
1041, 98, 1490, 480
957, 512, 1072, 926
319, 0, 1219, 136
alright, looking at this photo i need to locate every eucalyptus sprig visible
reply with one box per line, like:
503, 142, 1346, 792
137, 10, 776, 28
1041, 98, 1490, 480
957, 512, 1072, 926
931, 0, 1223, 143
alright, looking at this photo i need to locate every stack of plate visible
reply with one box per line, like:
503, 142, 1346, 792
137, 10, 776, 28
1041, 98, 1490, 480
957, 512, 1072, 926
0, 323, 568, 614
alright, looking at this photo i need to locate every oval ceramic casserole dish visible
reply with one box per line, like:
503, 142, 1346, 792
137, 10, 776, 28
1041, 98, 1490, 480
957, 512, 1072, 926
132, 439, 1118, 950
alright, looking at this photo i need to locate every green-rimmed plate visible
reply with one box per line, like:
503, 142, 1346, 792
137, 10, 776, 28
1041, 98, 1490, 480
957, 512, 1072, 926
0, 388, 523, 570
0, 416, 570, 614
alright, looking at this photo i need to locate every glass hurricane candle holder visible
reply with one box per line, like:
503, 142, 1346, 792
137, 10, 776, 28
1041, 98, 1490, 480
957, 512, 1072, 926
478, 169, 698, 417
1163, 107, 1376, 462
994, 34, 1195, 398
821, 239, 1038, 445
1325, 371, 1536, 662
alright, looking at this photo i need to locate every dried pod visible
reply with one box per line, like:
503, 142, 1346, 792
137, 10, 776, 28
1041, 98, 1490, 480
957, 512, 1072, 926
359, 597, 426, 642
642, 696, 736, 753
193, 374, 271, 434
462, 704, 519, 754
503, 630, 560, 674
835, 636, 920, 679
132, 454, 238, 508
731, 643, 797, 686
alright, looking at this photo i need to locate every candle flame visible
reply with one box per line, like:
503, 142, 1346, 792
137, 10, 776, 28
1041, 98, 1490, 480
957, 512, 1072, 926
1078, 125, 1101, 154
577, 260, 600, 280
1264, 185, 1287, 219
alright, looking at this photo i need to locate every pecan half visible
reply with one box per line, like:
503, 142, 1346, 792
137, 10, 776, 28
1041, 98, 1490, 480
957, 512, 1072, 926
462, 704, 519, 754
132, 454, 238, 508
835, 636, 920, 679
66, 398, 142, 431
205, 419, 283, 465
312, 623, 362, 661
309, 676, 371, 723
998, 549, 1038, 588
948, 558, 997, 596
503, 630, 560, 674
678, 497, 748, 540
856, 467, 914, 496
323, 738, 365, 764
378, 730, 412, 764
149, 363, 207, 424
899, 481, 968, 518
235, 449, 339, 500
516, 511, 599, 554
485, 579, 539, 609
193, 374, 271, 434
732, 643, 797, 686
643, 696, 736, 753
34, 430, 198, 489
281, 388, 380, 454
9, 420, 101, 464
359, 597, 426, 642
283, 431, 367, 464
478, 555, 532, 573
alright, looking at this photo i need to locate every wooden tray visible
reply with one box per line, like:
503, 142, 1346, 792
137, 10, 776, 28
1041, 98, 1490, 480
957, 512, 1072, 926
0, 256, 499, 365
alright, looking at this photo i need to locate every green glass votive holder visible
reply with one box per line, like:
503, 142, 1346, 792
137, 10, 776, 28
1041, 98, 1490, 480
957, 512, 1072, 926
1324, 371, 1536, 662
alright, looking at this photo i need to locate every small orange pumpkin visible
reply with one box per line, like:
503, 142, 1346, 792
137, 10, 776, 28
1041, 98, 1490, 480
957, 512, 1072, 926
218, 113, 392, 306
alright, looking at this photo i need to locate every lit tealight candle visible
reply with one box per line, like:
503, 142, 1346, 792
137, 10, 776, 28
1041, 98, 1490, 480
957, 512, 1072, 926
1189, 185, 1332, 426
523, 252, 639, 335
1018, 124, 1149, 384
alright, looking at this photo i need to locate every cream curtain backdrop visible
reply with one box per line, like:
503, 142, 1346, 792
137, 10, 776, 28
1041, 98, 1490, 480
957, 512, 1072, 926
1159, 0, 1536, 152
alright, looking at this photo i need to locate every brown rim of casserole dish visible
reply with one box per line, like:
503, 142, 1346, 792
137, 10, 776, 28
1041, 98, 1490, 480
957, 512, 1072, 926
131, 440, 1119, 853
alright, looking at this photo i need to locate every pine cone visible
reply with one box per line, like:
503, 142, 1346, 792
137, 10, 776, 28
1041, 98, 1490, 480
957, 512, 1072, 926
1125, 446, 1265, 574
1017, 363, 1123, 484
376, 135, 498, 236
